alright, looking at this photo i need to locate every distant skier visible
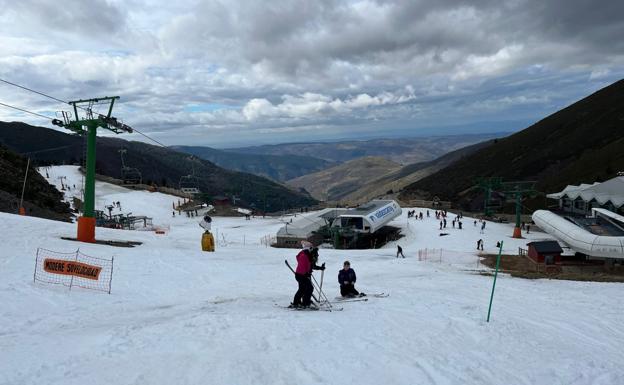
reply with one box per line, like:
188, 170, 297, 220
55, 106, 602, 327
338, 261, 363, 297
443, 218, 447, 228
480, 221, 486, 234
291, 241, 325, 309
477, 239, 484, 251
526, 224, 531, 234
439, 220, 443, 230
396, 245, 405, 258
458, 221, 462, 230
426, 210, 430, 218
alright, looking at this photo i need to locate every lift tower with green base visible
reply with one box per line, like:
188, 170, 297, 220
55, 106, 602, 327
52, 96, 133, 243
500, 181, 536, 239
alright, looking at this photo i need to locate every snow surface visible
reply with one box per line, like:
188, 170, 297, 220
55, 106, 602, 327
1, 166, 623, 385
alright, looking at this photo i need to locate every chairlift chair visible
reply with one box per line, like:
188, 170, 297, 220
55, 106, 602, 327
118, 148, 142, 185
121, 166, 142, 185
179, 175, 200, 195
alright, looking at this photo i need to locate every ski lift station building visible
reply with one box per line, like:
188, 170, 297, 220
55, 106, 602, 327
546, 174, 624, 216
275, 200, 402, 248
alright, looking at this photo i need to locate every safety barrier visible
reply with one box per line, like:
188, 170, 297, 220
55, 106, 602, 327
417, 248, 482, 268
260, 234, 277, 247
33, 248, 114, 294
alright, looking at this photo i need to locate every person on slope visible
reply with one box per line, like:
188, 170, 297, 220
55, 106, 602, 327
291, 241, 325, 309
338, 261, 364, 297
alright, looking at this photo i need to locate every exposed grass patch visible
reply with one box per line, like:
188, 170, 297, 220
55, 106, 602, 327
478, 254, 624, 283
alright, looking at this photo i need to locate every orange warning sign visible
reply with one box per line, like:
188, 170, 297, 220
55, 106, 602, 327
43, 258, 102, 280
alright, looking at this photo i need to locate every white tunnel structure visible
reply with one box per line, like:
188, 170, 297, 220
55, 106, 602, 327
532, 210, 624, 259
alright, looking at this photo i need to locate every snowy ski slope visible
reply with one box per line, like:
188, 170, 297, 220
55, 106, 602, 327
0, 166, 623, 385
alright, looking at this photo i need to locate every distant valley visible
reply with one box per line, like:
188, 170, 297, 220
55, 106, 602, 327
227, 132, 507, 165
171, 145, 336, 182
287, 140, 494, 203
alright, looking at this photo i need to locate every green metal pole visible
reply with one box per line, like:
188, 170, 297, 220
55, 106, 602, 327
515, 192, 521, 229
486, 241, 504, 322
83, 123, 97, 218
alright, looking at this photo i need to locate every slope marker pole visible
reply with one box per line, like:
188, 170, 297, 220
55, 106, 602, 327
487, 241, 504, 323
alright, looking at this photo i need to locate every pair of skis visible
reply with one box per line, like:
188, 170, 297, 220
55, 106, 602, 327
335, 293, 390, 302
334, 293, 389, 303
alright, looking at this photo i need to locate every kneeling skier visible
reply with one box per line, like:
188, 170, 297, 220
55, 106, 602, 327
338, 260, 364, 297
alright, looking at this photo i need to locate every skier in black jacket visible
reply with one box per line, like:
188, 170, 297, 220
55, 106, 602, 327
338, 261, 364, 297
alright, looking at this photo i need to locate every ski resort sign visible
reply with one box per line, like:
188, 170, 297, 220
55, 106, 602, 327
43, 258, 102, 280
34, 248, 114, 293
360, 200, 402, 233
369, 204, 396, 223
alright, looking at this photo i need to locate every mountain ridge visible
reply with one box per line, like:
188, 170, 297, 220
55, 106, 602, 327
399, 79, 624, 210
171, 145, 336, 182
0, 122, 317, 212
229, 132, 508, 164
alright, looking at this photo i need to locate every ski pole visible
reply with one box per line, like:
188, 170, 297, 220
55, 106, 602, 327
318, 267, 325, 304
310, 275, 327, 308
311, 273, 325, 306
311, 273, 333, 310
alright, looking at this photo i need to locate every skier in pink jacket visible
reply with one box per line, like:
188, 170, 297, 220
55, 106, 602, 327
291, 241, 325, 308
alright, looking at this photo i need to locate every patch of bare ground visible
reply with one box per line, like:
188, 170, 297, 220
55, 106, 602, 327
479, 254, 624, 283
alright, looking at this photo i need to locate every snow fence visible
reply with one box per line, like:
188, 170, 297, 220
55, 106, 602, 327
34, 248, 114, 294
417, 248, 483, 269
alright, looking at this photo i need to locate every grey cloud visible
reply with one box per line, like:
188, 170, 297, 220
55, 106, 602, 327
158, 0, 623, 94
0, 0, 623, 147
2, 0, 127, 37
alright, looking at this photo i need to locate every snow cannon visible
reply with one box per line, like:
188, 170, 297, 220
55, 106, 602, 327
200, 215, 214, 251
202, 231, 215, 252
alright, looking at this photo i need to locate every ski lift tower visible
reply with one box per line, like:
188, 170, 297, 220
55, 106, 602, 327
52, 96, 133, 243
500, 181, 536, 239
476, 177, 503, 217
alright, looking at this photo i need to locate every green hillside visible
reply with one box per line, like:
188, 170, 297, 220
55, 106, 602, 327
0, 144, 71, 221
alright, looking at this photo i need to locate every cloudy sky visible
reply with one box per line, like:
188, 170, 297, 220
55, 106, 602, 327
0, 0, 622, 148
